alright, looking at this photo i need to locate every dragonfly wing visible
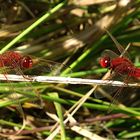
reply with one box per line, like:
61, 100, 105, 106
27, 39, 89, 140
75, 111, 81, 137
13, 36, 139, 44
94, 85, 117, 99
101, 49, 119, 59
94, 71, 125, 99
25, 57, 72, 76
105, 28, 130, 58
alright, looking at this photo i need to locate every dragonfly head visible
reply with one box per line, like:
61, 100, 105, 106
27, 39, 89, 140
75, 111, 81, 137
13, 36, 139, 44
20, 56, 33, 69
99, 56, 110, 68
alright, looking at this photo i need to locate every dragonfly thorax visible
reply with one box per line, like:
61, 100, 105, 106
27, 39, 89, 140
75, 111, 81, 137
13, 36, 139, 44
110, 57, 134, 75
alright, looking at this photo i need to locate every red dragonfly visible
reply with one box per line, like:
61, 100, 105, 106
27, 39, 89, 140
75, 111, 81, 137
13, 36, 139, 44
0, 51, 32, 70
100, 28, 140, 78
97, 29, 140, 100
99, 50, 140, 78
0, 51, 32, 135
0, 51, 39, 135
0, 51, 68, 135
0, 51, 64, 76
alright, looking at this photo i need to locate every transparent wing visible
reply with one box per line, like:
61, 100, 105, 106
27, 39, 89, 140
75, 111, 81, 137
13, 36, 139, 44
7, 55, 45, 107
105, 28, 130, 58
94, 72, 122, 99
95, 49, 126, 99
0, 52, 72, 134
94, 86, 117, 99
101, 49, 119, 59
95, 29, 132, 108
24, 56, 72, 76
3, 54, 72, 107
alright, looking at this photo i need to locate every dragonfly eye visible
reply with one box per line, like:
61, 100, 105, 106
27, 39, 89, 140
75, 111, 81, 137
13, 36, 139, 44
20, 56, 33, 69
99, 56, 110, 68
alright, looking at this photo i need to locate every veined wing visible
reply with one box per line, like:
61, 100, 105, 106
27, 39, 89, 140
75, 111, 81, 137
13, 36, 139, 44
105, 28, 130, 58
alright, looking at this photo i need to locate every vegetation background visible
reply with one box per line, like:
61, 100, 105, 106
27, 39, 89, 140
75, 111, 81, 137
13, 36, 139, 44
0, 0, 140, 139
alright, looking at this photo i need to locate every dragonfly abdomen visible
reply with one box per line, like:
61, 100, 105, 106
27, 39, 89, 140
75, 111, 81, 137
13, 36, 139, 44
129, 67, 140, 77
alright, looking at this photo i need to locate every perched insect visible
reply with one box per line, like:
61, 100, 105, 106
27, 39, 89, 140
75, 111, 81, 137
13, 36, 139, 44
0, 51, 65, 76
0, 50, 69, 136
0, 51, 33, 69
99, 51, 140, 78
96, 29, 139, 103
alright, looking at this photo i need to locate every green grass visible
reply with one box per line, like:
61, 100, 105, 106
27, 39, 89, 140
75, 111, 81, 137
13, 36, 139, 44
0, 0, 140, 139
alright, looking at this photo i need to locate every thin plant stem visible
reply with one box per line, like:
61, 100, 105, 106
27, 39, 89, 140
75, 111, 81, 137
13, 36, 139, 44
0, 1, 67, 54
0, 74, 139, 87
